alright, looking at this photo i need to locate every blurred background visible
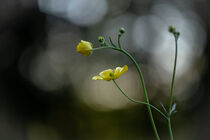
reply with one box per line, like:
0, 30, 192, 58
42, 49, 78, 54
0, 0, 209, 139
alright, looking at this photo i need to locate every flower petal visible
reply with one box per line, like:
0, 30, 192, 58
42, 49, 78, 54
99, 69, 114, 81
114, 65, 128, 79
92, 76, 103, 80
113, 67, 122, 78
120, 65, 128, 74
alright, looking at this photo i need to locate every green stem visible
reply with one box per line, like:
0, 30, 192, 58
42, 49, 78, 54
168, 35, 179, 140
168, 118, 174, 140
92, 47, 110, 51
168, 37, 178, 111
93, 46, 160, 140
109, 37, 117, 48
119, 49, 160, 140
118, 35, 122, 49
113, 80, 168, 120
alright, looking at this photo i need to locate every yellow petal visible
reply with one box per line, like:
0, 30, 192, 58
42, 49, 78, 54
113, 67, 122, 78
99, 69, 114, 81
92, 76, 103, 80
114, 65, 128, 79
120, 65, 128, 74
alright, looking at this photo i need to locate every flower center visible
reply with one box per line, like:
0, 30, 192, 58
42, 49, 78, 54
109, 73, 114, 77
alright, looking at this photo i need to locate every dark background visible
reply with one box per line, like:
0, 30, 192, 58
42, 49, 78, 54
0, 0, 209, 140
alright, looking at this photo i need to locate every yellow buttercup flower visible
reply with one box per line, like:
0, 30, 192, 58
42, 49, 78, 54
92, 65, 128, 81
77, 40, 93, 56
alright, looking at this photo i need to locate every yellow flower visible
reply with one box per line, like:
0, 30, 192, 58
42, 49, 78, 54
92, 65, 128, 81
76, 40, 93, 56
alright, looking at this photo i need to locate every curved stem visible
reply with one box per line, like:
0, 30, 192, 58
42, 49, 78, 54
168, 35, 179, 140
118, 49, 160, 140
93, 46, 160, 140
109, 37, 117, 48
113, 80, 168, 120
168, 37, 178, 111
118, 35, 122, 49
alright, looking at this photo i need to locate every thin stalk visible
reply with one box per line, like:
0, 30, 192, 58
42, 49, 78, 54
118, 35, 122, 49
119, 49, 160, 140
109, 37, 117, 48
168, 35, 179, 140
113, 80, 168, 120
93, 46, 160, 140
168, 118, 173, 140
168, 36, 178, 111
92, 47, 110, 51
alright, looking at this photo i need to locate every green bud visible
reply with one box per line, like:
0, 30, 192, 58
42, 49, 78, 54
98, 36, 105, 43
176, 32, 180, 36
119, 27, 125, 34
168, 26, 176, 33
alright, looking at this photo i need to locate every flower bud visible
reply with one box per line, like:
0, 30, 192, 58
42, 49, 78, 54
76, 40, 93, 56
98, 36, 105, 43
168, 26, 176, 33
119, 27, 125, 34
175, 32, 180, 36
